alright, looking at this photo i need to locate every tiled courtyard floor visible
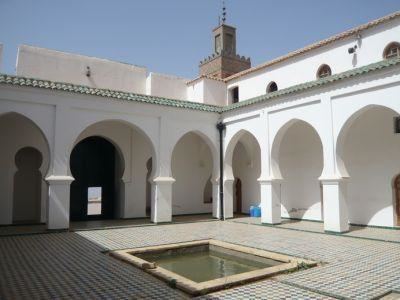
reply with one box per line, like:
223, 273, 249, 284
1, 220, 400, 299
232, 216, 400, 243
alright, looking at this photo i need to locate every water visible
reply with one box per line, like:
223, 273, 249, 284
138, 247, 279, 283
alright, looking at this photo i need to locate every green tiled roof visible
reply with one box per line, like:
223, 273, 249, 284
0, 75, 221, 113
1, 57, 400, 114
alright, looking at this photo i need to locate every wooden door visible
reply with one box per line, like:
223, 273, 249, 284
235, 178, 242, 214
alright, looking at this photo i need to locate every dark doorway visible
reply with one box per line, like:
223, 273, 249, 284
13, 147, 43, 224
146, 157, 152, 216
70, 136, 119, 221
395, 174, 400, 226
235, 178, 242, 213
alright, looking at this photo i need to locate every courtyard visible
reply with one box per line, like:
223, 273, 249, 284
1, 218, 400, 299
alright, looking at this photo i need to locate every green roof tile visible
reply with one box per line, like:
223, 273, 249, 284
1, 57, 399, 114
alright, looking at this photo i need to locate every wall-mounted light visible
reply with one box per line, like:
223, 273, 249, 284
348, 45, 358, 54
86, 66, 91, 77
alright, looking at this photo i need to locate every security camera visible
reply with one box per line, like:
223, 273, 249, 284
348, 45, 358, 54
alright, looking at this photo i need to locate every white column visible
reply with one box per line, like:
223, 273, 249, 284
223, 178, 234, 219
151, 176, 175, 223
212, 178, 221, 219
260, 178, 282, 224
46, 175, 74, 230
321, 178, 349, 233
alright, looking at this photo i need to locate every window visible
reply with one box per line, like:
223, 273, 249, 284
230, 87, 239, 103
215, 34, 222, 54
394, 116, 400, 134
317, 64, 332, 79
266, 81, 278, 93
383, 42, 400, 59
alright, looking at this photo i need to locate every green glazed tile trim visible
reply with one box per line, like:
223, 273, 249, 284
1, 57, 399, 113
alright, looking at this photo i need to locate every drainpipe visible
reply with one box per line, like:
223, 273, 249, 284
216, 121, 226, 220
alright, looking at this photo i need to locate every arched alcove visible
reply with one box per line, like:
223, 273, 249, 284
272, 120, 324, 221
336, 105, 400, 226
171, 132, 214, 215
13, 147, 43, 224
225, 130, 261, 215
0, 112, 50, 225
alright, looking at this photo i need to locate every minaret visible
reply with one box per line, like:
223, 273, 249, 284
199, 1, 251, 79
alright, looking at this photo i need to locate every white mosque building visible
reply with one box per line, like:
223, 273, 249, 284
1, 11, 400, 233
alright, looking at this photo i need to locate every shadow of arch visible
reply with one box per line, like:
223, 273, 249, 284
271, 119, 324, 221
13, 147, 43, 224
0, 112, 51, 225
336, 104, 400, 226
171, 131, 214, 215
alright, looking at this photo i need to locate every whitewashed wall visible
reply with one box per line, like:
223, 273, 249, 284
146, 72, 188, 101
227, 18, 400, 102
187, 78, 226, 105
16, 45, 148, 94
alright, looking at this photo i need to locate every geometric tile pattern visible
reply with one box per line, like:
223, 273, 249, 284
232, 216, 400, 243
2, 220, 400, 299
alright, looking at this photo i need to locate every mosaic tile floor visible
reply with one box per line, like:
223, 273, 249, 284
232, 216, 400, 243
1, 220, 400, 299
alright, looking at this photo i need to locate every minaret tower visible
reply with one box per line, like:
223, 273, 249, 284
199, 1, 251, 79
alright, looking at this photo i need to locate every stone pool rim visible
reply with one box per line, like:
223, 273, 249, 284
110, 239, 317, 296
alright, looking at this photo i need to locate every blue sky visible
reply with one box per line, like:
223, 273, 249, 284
1, 0, 400, 78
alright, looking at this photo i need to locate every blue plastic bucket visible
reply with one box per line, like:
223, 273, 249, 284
249, 206, 255, 217
253, 206, 261, 217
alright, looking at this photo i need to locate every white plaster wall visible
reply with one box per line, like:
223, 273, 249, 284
343, 108, 399, 227
279, 122, 324, 221
187, 78, 226, 105
16, 45, 147, 94
146, 72, 189, 101
202, 78, 226, 106
171, 132, 213, 215
0, 113, 49, 225
232, 140, 261, 214
227, 18, 400, 101
187, 80, 204, 103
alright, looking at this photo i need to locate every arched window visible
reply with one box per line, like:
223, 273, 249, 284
317, 64, 332, 79
383, 42, 400, 59
267, 81, 278, 93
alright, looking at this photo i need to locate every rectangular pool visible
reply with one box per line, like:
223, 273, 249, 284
111, 240, 316, 295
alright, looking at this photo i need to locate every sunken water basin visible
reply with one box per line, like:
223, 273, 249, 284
110, 240, 316, 296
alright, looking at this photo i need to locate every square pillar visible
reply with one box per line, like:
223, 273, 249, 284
223, 179, 234, 219
46, 175, 74, 230
321, 178, 349, 233
259, 178, 282, 225
212, 179, 220, 219
151, 177, 175, 223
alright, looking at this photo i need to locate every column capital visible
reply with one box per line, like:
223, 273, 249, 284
257, 176, 283, 184
46, 175, 74, 184
319, 176, 349, 184
153, 176, 175, 184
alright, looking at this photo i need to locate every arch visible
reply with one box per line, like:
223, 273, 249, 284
224, 129, 261, 215
171, 131, 215, 215
0, 112, 51, 225
271, 119, 324, 220
316, 64, 332, 79
69, 119, 157, 181
70, 136, 123, 221
266, 81, 278, 93
383, 41, 400, 59
335, 104, 400, 226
